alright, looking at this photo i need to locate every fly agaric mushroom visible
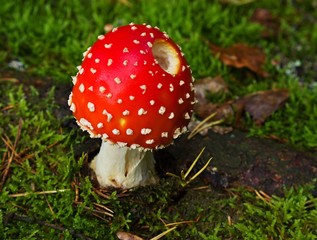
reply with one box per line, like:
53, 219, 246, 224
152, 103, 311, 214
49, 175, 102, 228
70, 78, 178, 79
68, 23, 195, 189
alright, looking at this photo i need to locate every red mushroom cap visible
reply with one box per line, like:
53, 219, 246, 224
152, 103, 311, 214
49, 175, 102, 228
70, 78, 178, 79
68, 23, 195, 150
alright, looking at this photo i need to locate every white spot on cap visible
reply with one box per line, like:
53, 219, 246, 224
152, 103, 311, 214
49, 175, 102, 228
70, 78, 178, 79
111, 27, 118, 32
130, 144, 140, 149
68, 93, 73, 105
90, 68, 96, 74
140, 85, 146, 94
79, 68, 84, 75
146, 25, 152, 29
98, 35, 105, 40
87, 102, 95, 112
107, 59, 113, 66
150, 32, 154, 38
87, 53, 92, 58
168, 112, 174, 119
144, 60, 147, 65
161, 132, 168, 138
159, 106, 166, 115
157, 83, 162, 89
130, 74, 136, 79
169, 84, 174, 92
182, 65, 186, 71
102, 133, 108, 139
102, 109, 113, 122
140, 50, 146, 54
106, 93, 112, 98
117, 99, 123, 104
88, 86, 93, 91
185, 93, 191, 99
123, 60, 128, 66
131, 26, 137, 30
133, 40, 140, 44
184, 112, 190, 119
134, 61, 138, 66
117, 142, 127, 147
70, 103, 76, 112
123, 47, 129, 53
173, 128, 181, 138
114, 77, 121, 84
179, 80, 185, 86
141, 128, 152, 135
104, 43, 112, 48
146, 139, 154, 144
79, 118, 93, 129
129, 96, 135, 100
150, 100, 155, 105
71, 76, 77, 85
99, 86, 106, 93
95, 58, 100, 63
97, 123, 104, 128
138, 108, 147, 115
147, 42, 153, 48
79, 83, 85, 93
123, 110, 130, 116
140, 32, 146, 37
178, 98, 184, 104
112, 129, 120, 135
126, 129, 133, 135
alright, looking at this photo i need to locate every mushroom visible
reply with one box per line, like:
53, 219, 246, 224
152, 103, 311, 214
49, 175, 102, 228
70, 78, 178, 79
68, 23, 195, 189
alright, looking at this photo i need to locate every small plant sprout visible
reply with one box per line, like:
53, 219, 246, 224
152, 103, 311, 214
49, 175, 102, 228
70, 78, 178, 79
167, 147, 212, 187
68, 23, 195, 189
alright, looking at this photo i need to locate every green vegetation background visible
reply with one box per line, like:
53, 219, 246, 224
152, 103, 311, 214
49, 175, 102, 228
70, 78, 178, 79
0, 0, 316, 239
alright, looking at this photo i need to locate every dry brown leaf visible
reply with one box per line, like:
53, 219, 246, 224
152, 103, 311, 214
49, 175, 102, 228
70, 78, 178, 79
209, 43, 269, 77
250, 8, 280, 38
117, 231, 144, 240
195, 89, 289, 126
240, 89, 289, 125
195, 76, 228, 105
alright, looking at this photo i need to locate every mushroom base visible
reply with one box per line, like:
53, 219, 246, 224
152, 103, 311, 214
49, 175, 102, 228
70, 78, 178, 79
90, 141, 158, 189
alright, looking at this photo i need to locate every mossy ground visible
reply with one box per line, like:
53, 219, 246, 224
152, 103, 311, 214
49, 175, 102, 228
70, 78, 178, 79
0, 0, 316, 239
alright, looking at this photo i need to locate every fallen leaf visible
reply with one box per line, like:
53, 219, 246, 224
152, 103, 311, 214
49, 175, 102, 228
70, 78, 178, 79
250, 8, 280, 38
209, 43, 269, 77
117, 232, 144, 240
241, 89, 290, 125
195, 89, 289, 126
195, 76, 228, 105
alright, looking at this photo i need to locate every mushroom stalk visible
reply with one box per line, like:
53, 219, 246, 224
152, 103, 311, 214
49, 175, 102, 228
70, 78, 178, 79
90, 141, 158, 189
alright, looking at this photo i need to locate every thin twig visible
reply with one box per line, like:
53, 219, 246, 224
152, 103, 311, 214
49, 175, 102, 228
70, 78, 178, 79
9, 189, 70, 198
74, 201, 114, 218
166, 147, 212, 187
0, 118, 22, 191
150, 226, 177, 240
164, 219, 197, 227
183, 147, 206, 180
0, 77, 19, 83
188, 112, 223, 139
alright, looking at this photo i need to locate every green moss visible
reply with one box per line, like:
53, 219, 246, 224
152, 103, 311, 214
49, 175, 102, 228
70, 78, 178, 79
1, 0, 317, 238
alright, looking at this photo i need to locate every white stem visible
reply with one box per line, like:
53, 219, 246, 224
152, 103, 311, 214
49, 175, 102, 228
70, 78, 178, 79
90, 141, 158, 189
